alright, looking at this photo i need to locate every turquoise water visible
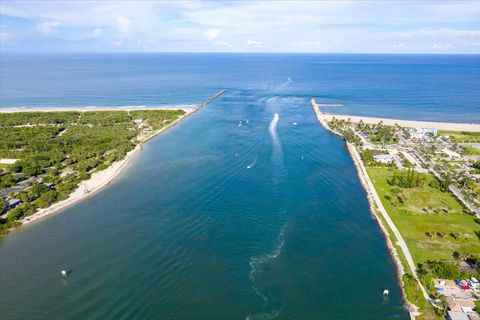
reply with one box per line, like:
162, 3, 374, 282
2, 53, 478, 319
1, 90, 407, 319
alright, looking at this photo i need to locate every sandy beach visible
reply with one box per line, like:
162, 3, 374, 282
311, 98, 480, 132
0, 106, 194, 113
20, 90, 225, 226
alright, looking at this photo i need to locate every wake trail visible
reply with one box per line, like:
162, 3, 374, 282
247, 112, 291, 320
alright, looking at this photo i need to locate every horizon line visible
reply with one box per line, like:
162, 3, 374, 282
1, 51, 480, 55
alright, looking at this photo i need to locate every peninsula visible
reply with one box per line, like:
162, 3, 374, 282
0, 90, 225, 232
312, 98, 480, 320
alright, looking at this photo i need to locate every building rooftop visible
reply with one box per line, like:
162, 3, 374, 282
447, 296, 475, 313
447, 311, 469, 320
373, 154, 394, 159
6, 199, 21, 207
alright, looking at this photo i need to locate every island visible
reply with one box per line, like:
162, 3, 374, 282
311, 98, 480, 320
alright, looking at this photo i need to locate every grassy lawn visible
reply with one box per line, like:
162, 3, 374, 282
439, 130, 480, 143
367, 167, 480, 264
463, 146, 480, 155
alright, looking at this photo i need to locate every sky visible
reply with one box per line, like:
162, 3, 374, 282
1, 0, 479, 53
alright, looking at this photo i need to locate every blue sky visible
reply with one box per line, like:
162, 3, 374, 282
1, 1, 479, 53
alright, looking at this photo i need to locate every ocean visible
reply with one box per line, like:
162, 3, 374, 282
1, 53, 479, 123
0, 53, 478, 319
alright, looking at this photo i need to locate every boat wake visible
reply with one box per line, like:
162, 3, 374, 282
247, 222, 288, 320
246, 156, 258, 169
247, 113, 290, 320
273, 77, 292, 91
269, 113, 281, 157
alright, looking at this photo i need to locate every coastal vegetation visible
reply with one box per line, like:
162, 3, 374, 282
368, 166, 479, 320
360, 149, 393, 167
463, 146, 480, 156
0, 110, 185, 232
319, 111, 480, 319
439, 130, 480, 143
329, 118, 398, 145
368, 167, 479, 264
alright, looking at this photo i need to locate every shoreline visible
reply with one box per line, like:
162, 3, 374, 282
310, 98, 427, 318
0, 106, 195, 113
321, 112, 480, 132
346, 143, 423, 318
19, 89, 225, 226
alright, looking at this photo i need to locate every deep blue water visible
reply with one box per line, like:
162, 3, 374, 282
0, 53, 477, 319
1, 53, 479, 123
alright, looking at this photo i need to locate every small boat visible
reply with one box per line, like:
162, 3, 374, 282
61, 270, 67, 278
383, 289, 389, 296
293, 122, 298, 126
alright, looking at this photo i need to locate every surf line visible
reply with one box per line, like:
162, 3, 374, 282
247, 113, 291, 320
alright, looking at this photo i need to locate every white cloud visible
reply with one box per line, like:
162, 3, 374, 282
36, 21, 59, 35
88, 27, 103, 38
433, 42, 452, 50
393, 42, 407, 49
394, 28, 480, 39
246, 38, 262, 47
0, 1, 479, 53
116, 16, 133, 39
204, 29, 221, 41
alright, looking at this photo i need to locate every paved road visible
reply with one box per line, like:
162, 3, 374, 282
348, 143, 431, 301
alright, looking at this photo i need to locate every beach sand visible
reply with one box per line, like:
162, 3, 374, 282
0, 107, 194, 113
311, 97, 480, 132
22, 110, 192, 225
20, 89, 225, 226
322, 114, 480, 132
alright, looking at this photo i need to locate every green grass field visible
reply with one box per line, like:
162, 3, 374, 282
463, 146, 480, 155
367, 167, 480, 264
439, 130, 480, 143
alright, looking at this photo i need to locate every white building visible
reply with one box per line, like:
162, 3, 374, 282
408, 127, 438, 140
373, 154, 395, 164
